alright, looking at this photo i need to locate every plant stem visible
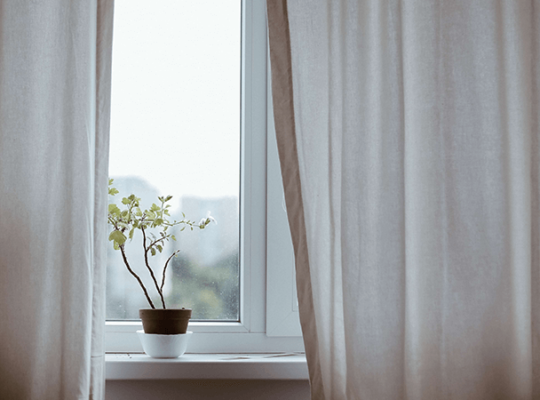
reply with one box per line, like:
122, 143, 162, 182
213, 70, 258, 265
119, 245, 155, 309
141, 225, 167, 309
147, 235, 168, 250
161, 250, 180, 292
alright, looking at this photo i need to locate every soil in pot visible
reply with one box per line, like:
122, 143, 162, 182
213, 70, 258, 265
139, 308, 192, 334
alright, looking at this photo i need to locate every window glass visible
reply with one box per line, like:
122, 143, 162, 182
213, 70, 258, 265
107, 0, 241, 321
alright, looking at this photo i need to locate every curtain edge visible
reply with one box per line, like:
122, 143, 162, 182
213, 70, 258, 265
266, 1, 324, 399
90, 0, 114, 399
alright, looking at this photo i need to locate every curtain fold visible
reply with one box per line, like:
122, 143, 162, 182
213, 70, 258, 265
267, 1, 540, 399
0, 1, 114, 399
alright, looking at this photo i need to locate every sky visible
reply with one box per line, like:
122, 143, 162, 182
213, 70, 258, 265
108, 0, 241, 201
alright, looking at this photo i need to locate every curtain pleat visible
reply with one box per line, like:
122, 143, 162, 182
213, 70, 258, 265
267, 1, 540, 399
0, 1, 114, 399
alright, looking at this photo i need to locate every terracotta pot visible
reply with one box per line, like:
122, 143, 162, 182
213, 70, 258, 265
139, 308, 192, 334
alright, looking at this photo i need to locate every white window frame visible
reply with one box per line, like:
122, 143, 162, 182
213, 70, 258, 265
105, 0, 303, 354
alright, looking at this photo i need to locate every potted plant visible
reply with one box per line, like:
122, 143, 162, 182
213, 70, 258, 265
107, 179, 214, 357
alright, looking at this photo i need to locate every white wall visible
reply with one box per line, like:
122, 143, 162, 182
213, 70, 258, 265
106, 379, 310, 400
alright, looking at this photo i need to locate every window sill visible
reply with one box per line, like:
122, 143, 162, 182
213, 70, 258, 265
105, 353, 309, 381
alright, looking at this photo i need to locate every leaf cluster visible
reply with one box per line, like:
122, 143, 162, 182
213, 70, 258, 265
107, 179, 212, 252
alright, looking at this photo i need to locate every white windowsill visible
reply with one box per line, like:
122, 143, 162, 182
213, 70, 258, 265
105, 353, 309, 381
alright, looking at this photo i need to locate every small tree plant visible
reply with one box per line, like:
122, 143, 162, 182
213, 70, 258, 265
107, 178, 214, 309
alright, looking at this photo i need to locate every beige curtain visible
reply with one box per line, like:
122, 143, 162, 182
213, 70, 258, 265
267, 1, 540, 399
0, 1, 114, 399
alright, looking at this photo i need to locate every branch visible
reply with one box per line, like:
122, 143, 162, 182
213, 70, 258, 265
147, 235, 168, 251
161, 250, 180, 293
119, 245, 155, 309
141, 225, 167, 309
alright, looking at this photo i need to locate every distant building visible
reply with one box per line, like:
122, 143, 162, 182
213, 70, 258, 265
172, 196, 239, 267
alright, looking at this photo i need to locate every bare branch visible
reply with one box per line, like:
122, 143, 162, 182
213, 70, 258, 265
161, 250, 180, 293
141, 225, 167, 309
119, 245, 155, 309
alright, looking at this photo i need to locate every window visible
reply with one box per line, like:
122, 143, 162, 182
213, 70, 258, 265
107, 0, 241, 322
106, 0, 303, 353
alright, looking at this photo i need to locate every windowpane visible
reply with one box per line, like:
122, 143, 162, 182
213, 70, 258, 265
107, 0, 241, 320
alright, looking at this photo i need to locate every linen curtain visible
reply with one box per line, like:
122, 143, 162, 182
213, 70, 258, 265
0, 1, 114, 399
267, 1, 540, 399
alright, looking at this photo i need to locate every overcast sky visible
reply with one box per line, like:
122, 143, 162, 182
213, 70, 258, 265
109, 0, 241, 201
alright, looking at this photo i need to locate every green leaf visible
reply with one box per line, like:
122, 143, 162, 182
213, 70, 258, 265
157, 245, 163, 253
171, 235, 177, 241
151, 247, 156, 256
151, 203, 160, 212
108, 187, 119, 196
113, 241, 119, 250
108, 230, 127, 246
121, 197, 131, 205
129, 228, 135, 240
